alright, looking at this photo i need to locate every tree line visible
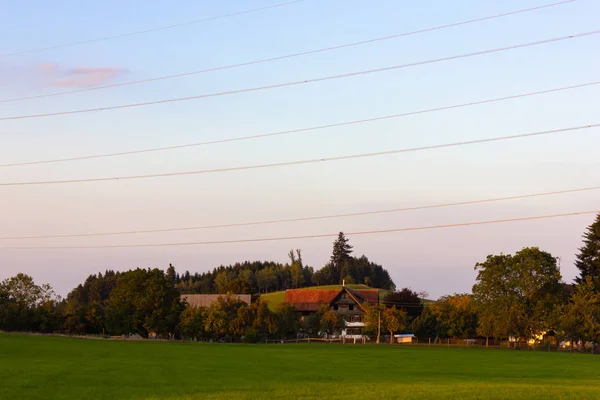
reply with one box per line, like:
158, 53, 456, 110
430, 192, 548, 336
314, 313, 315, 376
171, 235, 394, 294
1, 215, 599, 349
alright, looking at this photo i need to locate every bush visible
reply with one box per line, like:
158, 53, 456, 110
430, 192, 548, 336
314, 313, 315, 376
243, 327, 260, 343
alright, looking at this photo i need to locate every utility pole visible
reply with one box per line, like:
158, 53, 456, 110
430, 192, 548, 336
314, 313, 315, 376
376, 311, 381, 344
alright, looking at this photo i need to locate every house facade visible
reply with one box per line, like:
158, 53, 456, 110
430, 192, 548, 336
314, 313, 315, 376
284, 285, 380, 338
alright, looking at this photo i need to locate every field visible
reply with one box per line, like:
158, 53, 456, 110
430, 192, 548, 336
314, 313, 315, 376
1, 334, 600, 399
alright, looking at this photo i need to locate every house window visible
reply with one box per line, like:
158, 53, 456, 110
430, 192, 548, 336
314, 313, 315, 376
349, 304, 354, 311
333, 305, 339, 311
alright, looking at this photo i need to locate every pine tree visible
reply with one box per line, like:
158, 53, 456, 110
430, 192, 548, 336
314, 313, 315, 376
166, 264, 177, 286
330, 232, 353, 282
575, 213, 600, 291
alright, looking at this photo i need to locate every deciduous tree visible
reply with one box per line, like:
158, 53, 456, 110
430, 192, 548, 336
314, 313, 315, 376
383, 306, 407, 343
472, 248, 563, 343
556, 276, 600, 349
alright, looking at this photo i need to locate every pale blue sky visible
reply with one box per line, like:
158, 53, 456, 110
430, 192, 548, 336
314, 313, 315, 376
1, 0, 599, 298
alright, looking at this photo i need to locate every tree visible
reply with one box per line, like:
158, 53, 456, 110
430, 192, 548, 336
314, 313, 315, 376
274, 303, 300, 339
362, 303, 383, 339
383, 306, 407, 344
429, 294, 477, 339
556, 276, 600, 350
203, 293, 249, 340
251, 299, 277, 337
0, 274, 61, 333
476, 309, 496, 347
384, 288, 424, 321
63, 270, 119, 334
178, 306, 206, 340
256, 269, 278, 293
1, 273, 55, 308
224, 279, 252, 294
472, 248, 563, 343
166, 264, 177, 286
105, 268, 182, 338
330, 232, 353, 282
575, 213, 600, 291
214, 270, 234, 294
289, 249, 305, 289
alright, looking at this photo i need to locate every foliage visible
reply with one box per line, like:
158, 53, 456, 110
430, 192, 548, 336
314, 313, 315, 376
472, 248, 563, 342
384, 288, 424, 321
428, 294, 478, 339
382, 306, 407, 343
178, 306, 206, 340
274, 303, 300, 338
555, 276, 600, 348
362, 303, 383, 336
105, 268, 182, 338
575, 213, 600, 291
330, 232, 353, 282
63, 270, 119, 334
0, 274, 62, 333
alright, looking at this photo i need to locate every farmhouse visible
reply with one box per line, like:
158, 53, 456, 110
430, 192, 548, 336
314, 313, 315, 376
181, 294, 251, 308
284, 284, 379, 338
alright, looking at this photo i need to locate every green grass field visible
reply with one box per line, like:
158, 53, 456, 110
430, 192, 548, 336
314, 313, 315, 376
1, 334, 599, 400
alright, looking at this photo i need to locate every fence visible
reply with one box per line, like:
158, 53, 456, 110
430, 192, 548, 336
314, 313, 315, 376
259, 336, 599, 353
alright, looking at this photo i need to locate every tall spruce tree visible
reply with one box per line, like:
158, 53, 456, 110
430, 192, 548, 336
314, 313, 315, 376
575, 213, 600, 291
330, 232, 353, 283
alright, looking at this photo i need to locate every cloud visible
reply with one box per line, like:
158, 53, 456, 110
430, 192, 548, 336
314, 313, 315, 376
35, 63, 59, 73
50, 66, 126, 88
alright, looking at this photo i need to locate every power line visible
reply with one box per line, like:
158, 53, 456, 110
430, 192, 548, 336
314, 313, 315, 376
1, 0, 306, 57
0, 0, 576, 104
1, 30, 598, 122
1, 123, 597, 187
2, 81, 597, 168
2, 185, 598, 240
1, 210, 596, 249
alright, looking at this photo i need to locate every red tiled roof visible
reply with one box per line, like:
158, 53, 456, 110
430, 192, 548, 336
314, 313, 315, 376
285, 289, 340, 308
350, 289, 380, 305
285, 288, 380, 311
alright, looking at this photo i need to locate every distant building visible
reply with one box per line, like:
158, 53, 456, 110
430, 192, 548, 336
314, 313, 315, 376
394, 334, 415, 344
284, 284, 379, 338
181, 294, 251, 308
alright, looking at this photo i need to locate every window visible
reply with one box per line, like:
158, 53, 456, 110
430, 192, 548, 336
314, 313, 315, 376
349, 304, 354, 311
333, 305, 339, 311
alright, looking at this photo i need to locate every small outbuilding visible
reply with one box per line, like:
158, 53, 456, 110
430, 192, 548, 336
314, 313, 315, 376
394, 334, 415, 344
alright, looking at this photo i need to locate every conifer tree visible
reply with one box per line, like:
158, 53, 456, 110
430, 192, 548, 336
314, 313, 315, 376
330, 232, 353, 283
575, 213, 600, 291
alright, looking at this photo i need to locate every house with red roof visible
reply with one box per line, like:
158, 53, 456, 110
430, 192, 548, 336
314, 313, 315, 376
284, 283, 380, 338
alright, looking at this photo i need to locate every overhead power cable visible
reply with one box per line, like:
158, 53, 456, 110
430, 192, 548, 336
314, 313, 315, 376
1, 124, 597, 187
2, 81, 597, 169
0, 0, 306, 57
2, 123, 599, 187
2, 185, 598, 240
0, 0, 576, 104
0, 210, 596, 249
1, 30, 598, 122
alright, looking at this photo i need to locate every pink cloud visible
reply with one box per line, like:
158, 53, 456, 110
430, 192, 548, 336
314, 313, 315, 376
35, 63, 59, 73
50, 66, 126, 88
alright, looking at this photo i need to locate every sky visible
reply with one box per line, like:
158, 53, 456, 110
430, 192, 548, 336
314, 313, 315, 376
0, 0, 599, 300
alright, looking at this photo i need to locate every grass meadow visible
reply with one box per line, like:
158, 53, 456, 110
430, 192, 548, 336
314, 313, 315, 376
1, 333, 599, 400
